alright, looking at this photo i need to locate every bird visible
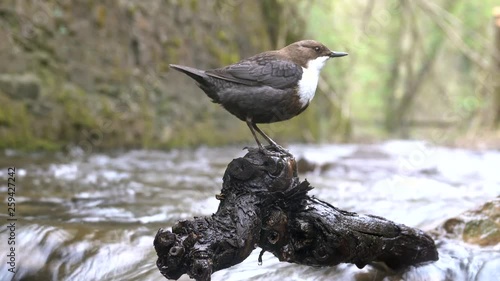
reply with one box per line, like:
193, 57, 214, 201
169, 40, 347, 155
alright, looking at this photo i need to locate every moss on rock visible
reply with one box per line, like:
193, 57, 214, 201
439, 198, 500, 246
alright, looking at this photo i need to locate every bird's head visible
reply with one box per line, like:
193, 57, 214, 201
281, 40, 348, 71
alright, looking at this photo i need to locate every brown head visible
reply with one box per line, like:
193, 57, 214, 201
278, 40, 347, 69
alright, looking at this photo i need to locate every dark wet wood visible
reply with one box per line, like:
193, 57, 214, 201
154, 148, 439, 281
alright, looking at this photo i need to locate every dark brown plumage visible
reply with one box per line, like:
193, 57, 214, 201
170, 40, 347, 154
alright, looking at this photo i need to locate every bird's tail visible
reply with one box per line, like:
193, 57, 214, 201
169, 64, 219, 102
169, 64, 207, 84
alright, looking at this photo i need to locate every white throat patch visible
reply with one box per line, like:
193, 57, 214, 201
297, 56, 329, 106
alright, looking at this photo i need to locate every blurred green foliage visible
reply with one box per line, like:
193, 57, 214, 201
304, 0, 499, 143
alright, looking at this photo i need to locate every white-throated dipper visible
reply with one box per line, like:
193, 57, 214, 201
170, 40, 347, 155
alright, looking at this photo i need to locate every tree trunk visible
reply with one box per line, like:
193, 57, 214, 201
493, 7, 500, 127
154, 148, 439, 281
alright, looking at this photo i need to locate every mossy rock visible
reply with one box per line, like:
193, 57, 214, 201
440, 198, 500, 246
0, 74, 41, 100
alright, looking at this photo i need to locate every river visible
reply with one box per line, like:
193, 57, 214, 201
0, 140, 499, 281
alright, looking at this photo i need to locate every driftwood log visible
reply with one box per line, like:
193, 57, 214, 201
154, 148, 439, 281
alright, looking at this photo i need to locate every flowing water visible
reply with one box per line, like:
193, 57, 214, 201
0, 140, 499, 281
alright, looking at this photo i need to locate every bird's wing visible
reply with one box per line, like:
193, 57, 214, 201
205, 54, 303, 89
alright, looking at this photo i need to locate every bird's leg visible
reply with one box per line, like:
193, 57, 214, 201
251, 123, 280, 148
251, 123, 292, 157
246, 118, 282, 156
246, 118, 266, 151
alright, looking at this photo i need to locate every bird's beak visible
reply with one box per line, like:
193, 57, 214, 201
329, 51, 348, 58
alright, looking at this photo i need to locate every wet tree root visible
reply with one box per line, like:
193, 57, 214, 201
154, 148, 439, 281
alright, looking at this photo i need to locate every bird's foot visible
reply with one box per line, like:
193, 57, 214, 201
244, 145, 294, 158
265, 143, 293, 158
261, 145, 294, 158
259, 146, 283, 157
244, 146, 274, 154
244, 146, 286, 157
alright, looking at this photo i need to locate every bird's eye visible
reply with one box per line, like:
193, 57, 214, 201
313, 46, 321, 52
